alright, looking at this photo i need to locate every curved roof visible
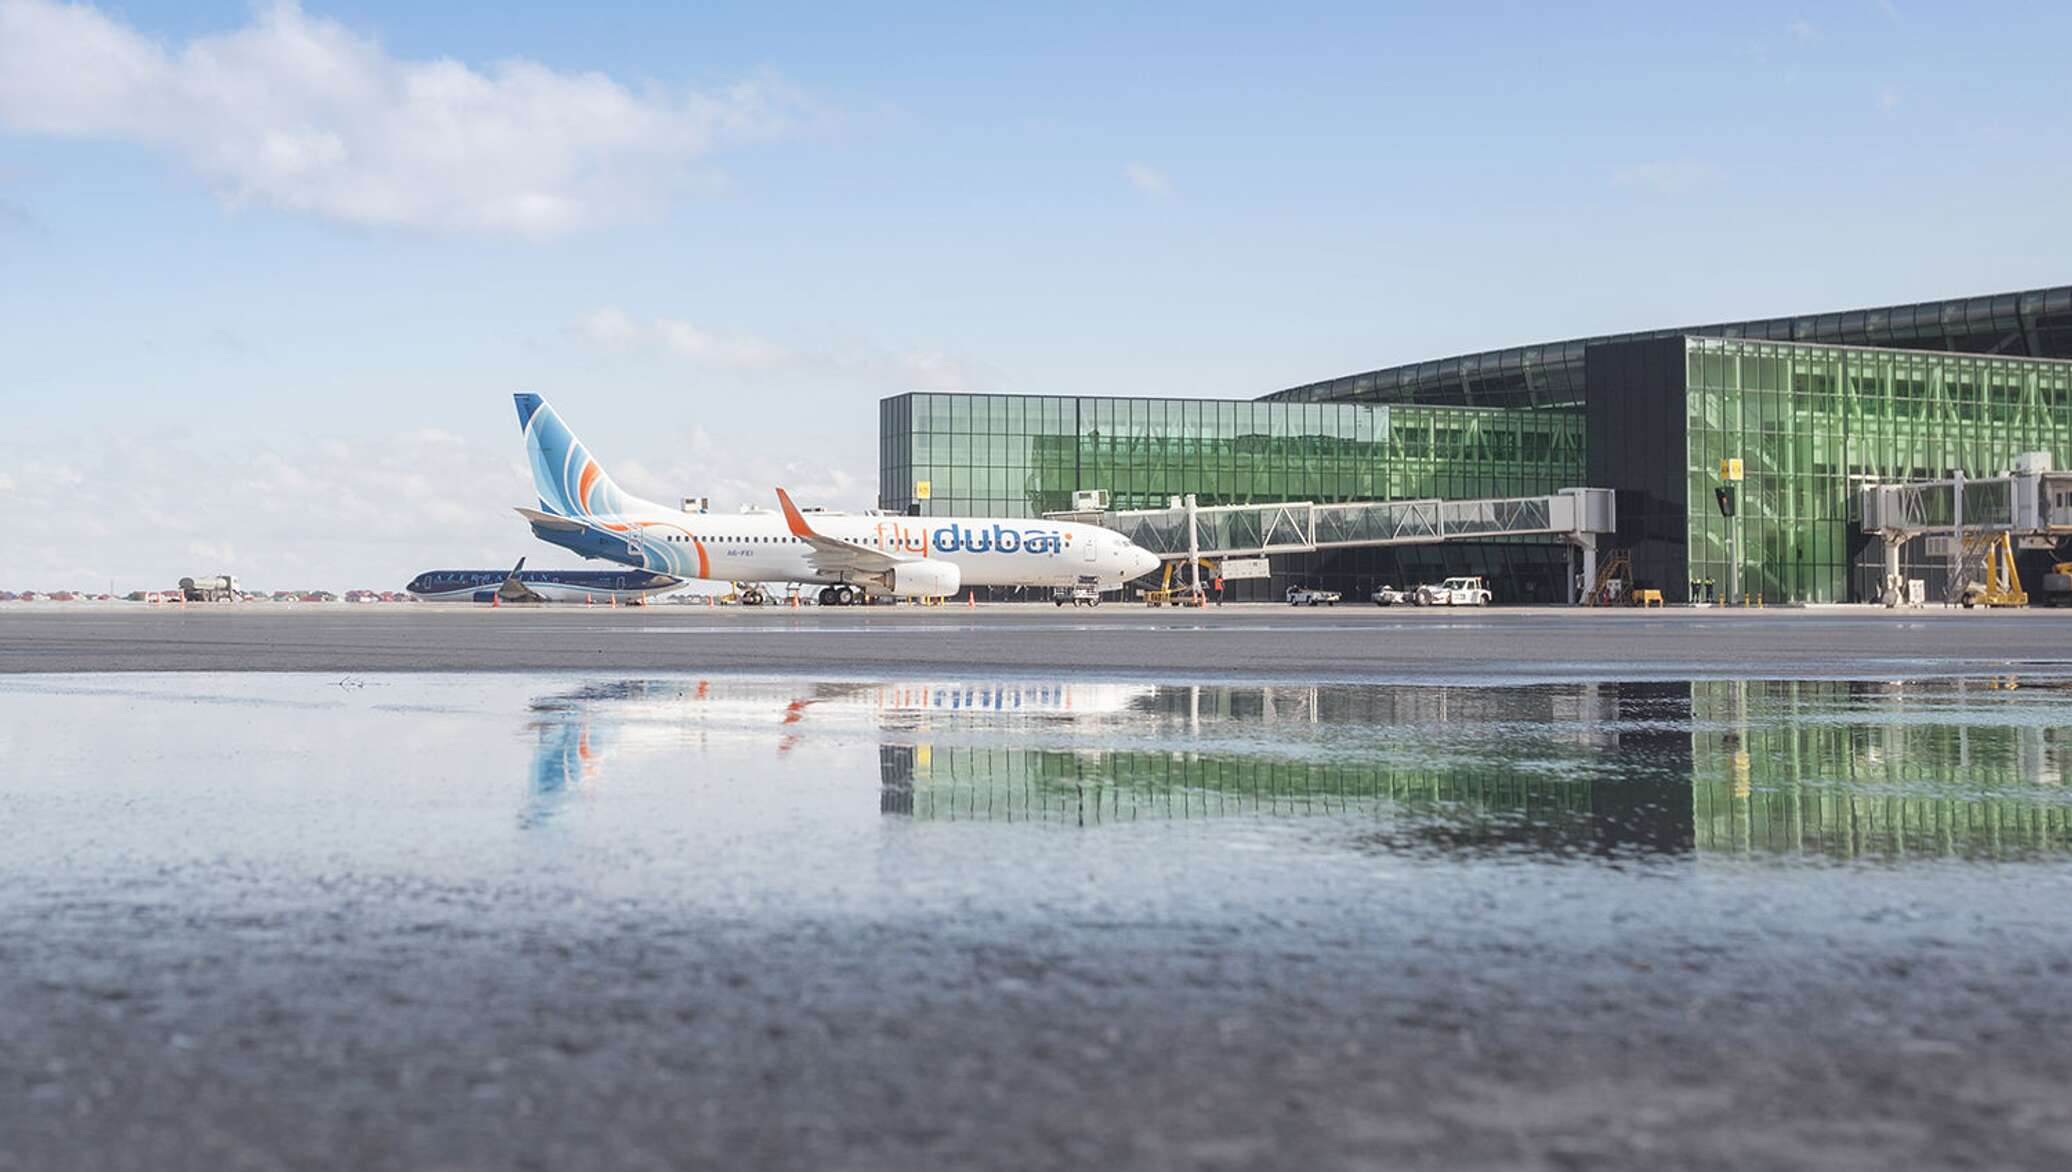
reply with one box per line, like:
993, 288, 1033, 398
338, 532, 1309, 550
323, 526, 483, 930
1262, 286, 2072, 408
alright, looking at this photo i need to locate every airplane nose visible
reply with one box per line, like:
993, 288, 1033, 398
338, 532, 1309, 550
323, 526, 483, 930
1131, 547, 1159, 578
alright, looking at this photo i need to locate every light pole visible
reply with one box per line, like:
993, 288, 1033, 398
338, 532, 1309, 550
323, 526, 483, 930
1718, 458, 1743, 604
1185, 494, 1200, 603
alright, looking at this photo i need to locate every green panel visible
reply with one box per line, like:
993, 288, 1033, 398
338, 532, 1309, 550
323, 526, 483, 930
1683, 338, 2072, 604
886, 393, 1585, 518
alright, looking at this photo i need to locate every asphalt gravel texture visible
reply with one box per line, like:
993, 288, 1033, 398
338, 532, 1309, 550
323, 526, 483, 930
3, 616, 2071, 1170
9, 865, 2071, 1172
4, 602, 2072, 680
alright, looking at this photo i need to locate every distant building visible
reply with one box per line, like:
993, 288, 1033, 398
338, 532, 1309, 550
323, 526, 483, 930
882, 285, 2072, 603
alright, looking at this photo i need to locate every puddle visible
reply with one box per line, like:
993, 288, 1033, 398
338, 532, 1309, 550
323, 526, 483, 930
3, 673, 2068, 885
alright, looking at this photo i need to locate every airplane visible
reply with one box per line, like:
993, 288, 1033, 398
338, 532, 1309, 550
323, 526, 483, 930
511, 393, 1161, 604
406, 557, 684, 603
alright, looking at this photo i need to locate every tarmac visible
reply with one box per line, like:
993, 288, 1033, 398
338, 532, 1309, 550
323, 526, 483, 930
4, 609, 2072, 1170
2, 601, 2070, 679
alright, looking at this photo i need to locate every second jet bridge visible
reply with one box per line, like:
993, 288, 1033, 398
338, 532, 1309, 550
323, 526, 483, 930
1860, 454, 2072, 604
1050, 487, 1616, 602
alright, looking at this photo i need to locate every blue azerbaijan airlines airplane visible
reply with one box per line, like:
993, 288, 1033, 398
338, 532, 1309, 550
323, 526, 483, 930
512, 393, 1160, 604
406, 558, 683, 603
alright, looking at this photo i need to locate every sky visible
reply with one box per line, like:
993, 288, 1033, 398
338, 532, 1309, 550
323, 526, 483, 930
2, 0, 2069, 591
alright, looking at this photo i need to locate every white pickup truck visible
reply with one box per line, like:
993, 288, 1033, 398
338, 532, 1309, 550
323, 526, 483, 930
1413, 576, 1493, 606
1286, 585, 1343, 607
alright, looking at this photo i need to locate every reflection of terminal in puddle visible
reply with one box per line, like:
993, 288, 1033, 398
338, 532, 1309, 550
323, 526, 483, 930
1691, 679, 2072, 859
521, 676, 2072, 861
877, 682, 1697, 857
876, 734, 1688, 859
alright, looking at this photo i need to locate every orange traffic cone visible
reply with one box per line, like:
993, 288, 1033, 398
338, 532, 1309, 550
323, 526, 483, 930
967, 591, 975, 609
491, 593, 499, 608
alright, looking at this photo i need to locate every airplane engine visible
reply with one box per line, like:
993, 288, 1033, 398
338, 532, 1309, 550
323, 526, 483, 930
887, 560, 961, 598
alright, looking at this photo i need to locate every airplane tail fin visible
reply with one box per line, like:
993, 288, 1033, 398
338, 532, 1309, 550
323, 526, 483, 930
513, 393, 656, 520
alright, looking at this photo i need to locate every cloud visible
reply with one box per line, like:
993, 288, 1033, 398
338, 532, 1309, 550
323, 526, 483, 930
570, 307, 793, 371
1610, 159, 1721, 195
568, 306, 1000, 391
0, 0, 826, 236
571, 306, 642, 349
1787, 16, 1819, 43
1877, 86, 1903, 112
0, 419, 873, 591
616, 433, 865, 520
0, 426, 529, 589
652, 319, 791, 371
1122, 161, 1173, 197
894, 349, 994, 392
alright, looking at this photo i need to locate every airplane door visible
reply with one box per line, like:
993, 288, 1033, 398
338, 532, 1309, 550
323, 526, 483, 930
1081, 532, 1099, 565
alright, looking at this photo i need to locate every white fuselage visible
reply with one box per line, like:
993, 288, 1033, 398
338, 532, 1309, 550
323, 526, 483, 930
604, 507, 1156, 590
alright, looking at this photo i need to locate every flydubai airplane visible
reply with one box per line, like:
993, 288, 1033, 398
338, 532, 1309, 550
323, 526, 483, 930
512, 393, 1161, 604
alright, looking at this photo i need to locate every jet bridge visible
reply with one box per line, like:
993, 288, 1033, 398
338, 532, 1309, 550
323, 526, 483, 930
1049, 487, 1616, 604
1860, 453, 2072, 605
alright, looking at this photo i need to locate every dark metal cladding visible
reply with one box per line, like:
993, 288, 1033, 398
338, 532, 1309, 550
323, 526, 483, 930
1262, 285, 2072, 408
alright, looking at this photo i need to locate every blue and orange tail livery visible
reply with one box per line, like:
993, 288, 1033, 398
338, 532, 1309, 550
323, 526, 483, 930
514, 393, 641, 520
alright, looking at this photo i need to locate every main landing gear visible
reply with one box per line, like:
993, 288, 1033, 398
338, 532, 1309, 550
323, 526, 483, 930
817, 584, 867, 607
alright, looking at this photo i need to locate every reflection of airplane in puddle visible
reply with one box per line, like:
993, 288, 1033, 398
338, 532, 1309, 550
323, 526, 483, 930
522, 678, 1162, 821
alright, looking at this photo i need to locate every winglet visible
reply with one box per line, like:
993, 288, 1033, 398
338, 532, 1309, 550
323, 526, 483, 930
775, 487, 817, 538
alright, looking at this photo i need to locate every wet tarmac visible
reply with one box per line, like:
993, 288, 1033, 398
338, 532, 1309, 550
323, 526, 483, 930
4, 603, 2072, 681
4, 672, 2072, 1169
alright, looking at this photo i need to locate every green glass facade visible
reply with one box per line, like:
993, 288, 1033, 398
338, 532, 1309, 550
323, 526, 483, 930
879, 392, 1585, 518
1690, 680, 2072, 859
880, 333, 2070, 603
878, 680, 2072, 862
1590, 336, 2072, 603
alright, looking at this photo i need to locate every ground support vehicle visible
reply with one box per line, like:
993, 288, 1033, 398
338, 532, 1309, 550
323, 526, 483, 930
1371, 585, 1406, 606
1053, 586, 1102, 607
1414, 576, 1492, 606
1957, 534, 2028, 609
2040, 562, 2072, 607
179, 575, 242, 602
1287, 586, 1342, 607
1142, 561, 1211, 607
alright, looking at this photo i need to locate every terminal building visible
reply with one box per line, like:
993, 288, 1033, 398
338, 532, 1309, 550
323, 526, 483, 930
879, 286, 2072, 602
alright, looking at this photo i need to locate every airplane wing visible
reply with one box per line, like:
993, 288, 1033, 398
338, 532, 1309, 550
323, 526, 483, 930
496, 557, 545, 603
776, 488, 911, 576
